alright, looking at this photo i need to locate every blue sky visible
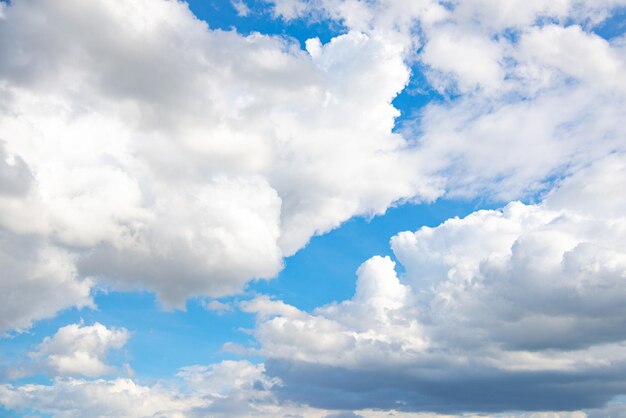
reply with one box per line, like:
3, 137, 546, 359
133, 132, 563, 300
1, 1, 626, 417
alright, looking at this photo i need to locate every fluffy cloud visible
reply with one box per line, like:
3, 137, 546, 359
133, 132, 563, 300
0, 361, 253, 418
0, 377, 196, 418
0, 0, 437, 322
28, 322, 130, 377
244, 156, 626, 413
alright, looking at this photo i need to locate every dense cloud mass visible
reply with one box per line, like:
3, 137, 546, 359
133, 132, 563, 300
1, 0, 626, 416
0, 0, 437, 323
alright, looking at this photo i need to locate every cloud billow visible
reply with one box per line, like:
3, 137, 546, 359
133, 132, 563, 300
0, 0, 434, 325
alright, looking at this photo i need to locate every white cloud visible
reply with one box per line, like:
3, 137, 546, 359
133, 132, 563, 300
514, 24, 626, 92
416, 84, 626, 199
0, 377, 197, 418
0, 141, 94, 332
30, 322, 130, 378
420, 24, 505, 93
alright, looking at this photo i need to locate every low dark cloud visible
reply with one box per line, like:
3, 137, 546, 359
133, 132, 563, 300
267, 359, 626, 413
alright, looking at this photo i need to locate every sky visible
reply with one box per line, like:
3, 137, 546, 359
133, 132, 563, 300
0, 0, 626, 417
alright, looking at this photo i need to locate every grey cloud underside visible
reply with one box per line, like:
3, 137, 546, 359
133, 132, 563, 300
266, 359, 626, 413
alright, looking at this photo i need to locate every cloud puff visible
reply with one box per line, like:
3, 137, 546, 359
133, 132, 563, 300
28, 322, 130, 377
245, 156, 626, 413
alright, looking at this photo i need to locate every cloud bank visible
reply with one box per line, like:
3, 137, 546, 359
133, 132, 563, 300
248, 157, 626, 413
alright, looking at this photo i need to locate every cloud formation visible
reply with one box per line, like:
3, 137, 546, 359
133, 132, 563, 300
1, 0, 626, 416
246, 156, 626, 413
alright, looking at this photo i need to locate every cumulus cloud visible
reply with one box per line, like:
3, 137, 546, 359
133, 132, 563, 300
0, 0, 438, 320
28, 322, 130, 377
0, 141, 93, 332
243, 156, 626, 413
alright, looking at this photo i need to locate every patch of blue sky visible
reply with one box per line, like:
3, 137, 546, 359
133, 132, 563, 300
250, 198, 493, 311
392, 63, 445, 132
91, 291, 260, 378
551, 6, 626, 38
593, 7, 626, 39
